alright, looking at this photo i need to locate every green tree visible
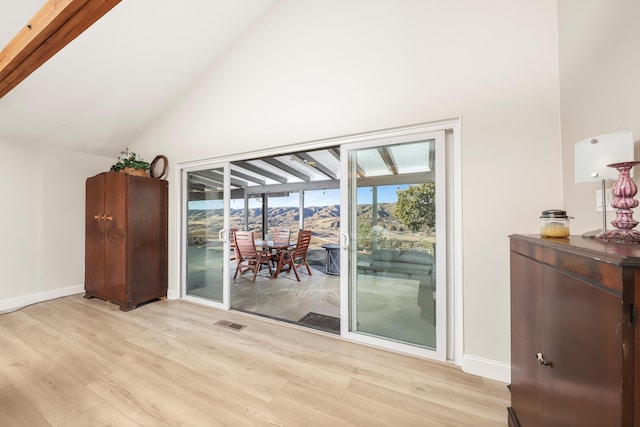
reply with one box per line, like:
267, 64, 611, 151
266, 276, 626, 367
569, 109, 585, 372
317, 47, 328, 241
394, 183, 435, 232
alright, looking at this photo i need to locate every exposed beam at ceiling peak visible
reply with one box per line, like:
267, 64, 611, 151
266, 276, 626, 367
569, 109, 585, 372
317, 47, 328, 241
0, 0, 121, 99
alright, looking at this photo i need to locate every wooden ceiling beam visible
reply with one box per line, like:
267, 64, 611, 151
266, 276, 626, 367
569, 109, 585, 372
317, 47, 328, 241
0, 0, 121, 99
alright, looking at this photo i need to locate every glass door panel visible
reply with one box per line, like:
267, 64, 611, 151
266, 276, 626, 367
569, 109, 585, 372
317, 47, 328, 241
230, 195, 263, 236
303, 188, 341, 250
342, 133, 445, 357
185, 167, 228, 304
267, 192, 301, 238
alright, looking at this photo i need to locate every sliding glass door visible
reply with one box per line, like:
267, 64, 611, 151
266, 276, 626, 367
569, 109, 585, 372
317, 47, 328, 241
182, 163, 231, 308
341, 131, 446, 359
178, 125, 451, 359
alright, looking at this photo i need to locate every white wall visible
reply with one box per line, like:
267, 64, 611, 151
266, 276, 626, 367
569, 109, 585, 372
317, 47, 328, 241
559, 0, 640, 233
134, 0, 562, 379
0, 140, 110, 311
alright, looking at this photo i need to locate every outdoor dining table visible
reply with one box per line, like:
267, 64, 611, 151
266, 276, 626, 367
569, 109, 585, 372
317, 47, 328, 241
254, 239, 295, 278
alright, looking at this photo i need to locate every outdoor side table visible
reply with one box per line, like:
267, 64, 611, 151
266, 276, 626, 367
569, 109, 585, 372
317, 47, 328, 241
321, 243, 340, 275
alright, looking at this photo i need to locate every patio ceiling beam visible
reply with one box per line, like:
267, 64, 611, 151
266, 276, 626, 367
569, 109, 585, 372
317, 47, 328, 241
188, 174, 223, 189
187, 182, 205, 193
377, 146, 399, 175
187, 187, 222, 201
294, 153, 337, 179
243, 179, 339, 196
191, 170, 224, 185
0, 0, 121, 99
261, 157, 311, 182
357, 172, 433, 187
200, 169, 223, 179
233, 161, 288, 184
230, 169, 266, 186
193, 169, 249, 189
230, 177, 250, 188
190, 172, 248, 190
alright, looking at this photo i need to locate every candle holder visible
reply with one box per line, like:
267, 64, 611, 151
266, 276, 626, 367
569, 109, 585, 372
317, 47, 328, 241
597, 161, 640, 243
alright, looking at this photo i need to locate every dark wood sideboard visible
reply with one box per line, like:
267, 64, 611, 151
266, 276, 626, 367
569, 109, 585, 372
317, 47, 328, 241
84, 172, 168, 311
509, 234, 640, 427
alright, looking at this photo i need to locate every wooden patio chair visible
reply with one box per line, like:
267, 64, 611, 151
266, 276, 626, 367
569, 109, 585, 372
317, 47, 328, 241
270, 228, 291, 266
229, 228, 239, 257
233, 231, 272, 281
229, 228, 240, 271
272, 228, 291, 243
277, 229, 313, 281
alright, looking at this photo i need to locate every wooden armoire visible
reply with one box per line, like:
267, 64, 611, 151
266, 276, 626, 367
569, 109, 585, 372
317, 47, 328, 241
84, 172, 168, 311
509, 234, 640, 427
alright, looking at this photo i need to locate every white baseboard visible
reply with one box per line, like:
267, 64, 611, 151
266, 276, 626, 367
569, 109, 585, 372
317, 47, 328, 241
462, 354, 511, 384
167, 289, 178, 300
0, 285, 84, 314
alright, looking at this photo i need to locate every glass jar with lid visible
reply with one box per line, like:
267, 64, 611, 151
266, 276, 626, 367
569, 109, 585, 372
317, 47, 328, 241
540, 209, 570, 237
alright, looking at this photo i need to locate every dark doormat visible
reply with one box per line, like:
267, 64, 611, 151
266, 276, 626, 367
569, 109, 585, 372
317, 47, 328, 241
298, 312, 340, 334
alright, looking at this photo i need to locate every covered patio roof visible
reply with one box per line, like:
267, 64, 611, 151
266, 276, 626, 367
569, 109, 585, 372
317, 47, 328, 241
187, 140, 434, 198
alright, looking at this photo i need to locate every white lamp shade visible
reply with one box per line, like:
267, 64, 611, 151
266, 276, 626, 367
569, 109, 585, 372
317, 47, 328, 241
575, 131, 635, 183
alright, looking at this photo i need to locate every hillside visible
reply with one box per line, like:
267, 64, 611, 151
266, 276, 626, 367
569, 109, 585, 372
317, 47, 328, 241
187, 203, 420, 248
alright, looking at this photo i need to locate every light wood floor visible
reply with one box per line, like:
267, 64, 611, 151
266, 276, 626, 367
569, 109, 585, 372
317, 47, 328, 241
0, 295, 510, 426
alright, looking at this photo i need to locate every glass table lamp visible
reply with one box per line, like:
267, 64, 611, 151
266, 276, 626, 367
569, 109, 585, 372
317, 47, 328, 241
597, 161, 640, 243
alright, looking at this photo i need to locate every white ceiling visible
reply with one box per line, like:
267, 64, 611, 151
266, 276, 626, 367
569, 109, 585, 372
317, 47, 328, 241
0, 0, 275, 157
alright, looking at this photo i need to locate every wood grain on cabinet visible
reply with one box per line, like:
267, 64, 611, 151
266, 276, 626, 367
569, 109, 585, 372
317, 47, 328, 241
509, 234, 639, 427
84, 172, 167, 311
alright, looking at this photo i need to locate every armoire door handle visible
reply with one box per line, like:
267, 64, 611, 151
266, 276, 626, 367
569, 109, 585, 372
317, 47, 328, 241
94, 214, 113, 221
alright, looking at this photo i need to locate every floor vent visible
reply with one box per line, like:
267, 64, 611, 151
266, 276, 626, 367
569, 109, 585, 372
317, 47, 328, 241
215, 320, 246, 331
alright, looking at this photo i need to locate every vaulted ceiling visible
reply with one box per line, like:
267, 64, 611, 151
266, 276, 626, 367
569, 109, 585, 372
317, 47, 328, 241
0, 0, 276, 157
2, 2, 437, 197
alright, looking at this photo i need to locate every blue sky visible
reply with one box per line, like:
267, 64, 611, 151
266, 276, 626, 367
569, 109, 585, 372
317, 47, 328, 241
189, 185, 407, 210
